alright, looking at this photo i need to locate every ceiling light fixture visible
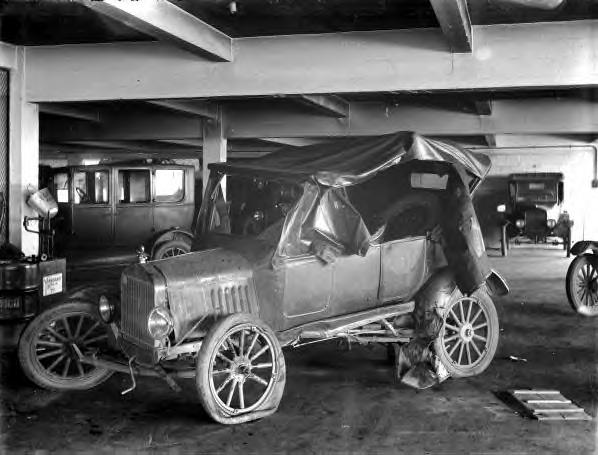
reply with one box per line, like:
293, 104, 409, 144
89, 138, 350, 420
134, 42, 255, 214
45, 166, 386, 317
229, 1, 237, 14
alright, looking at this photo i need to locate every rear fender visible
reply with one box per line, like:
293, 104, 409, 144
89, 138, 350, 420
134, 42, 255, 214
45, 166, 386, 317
570, 241, 598, 256
485, 270, 509, 296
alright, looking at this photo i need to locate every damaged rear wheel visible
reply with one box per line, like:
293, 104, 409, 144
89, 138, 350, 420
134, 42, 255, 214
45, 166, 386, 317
434, 289, 499, 378
196, 313, 286, 424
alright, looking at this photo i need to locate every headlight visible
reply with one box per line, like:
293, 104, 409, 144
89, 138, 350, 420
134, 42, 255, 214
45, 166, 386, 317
547, 219, 556, 229
98, 295, 114, 323
496, 204, 506, 213
147, 307, 174, 340
515, 219, 525, 229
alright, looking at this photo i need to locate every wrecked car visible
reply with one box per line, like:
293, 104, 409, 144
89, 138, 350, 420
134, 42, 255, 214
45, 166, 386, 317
18, 132, 508, 424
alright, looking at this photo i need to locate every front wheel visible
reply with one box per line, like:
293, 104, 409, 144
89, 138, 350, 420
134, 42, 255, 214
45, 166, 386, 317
18, 301, 113, 390
196, 313, 286, 424
566, 254, 598, 316
434, 288, 499, 378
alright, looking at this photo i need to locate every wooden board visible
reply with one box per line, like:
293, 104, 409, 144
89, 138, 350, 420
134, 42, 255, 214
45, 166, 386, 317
511, 390, 592, 421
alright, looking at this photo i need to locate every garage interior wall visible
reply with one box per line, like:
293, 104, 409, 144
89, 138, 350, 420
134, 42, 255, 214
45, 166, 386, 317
475, 146, 597, 248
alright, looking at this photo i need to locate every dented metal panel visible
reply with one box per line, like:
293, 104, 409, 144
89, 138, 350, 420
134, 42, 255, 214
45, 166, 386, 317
379, 237, 428, 302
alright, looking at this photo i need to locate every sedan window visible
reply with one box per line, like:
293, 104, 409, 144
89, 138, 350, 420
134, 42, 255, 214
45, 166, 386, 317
73, 170, 109, 204
118, 170, 151, 204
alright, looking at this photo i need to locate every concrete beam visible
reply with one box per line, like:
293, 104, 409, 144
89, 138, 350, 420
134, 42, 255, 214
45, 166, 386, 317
43, 98, 598, 143
259, 138, 325, 147
77, 0, 232, 61
158, 138, 203, 147
39, 103, 101, 122
294, 95, 349, 118
26, 21, 598, 102
429, 0, 472, 53
473, 99, 493, 116
226, 98, 598, 138
147, 100, 218, 120
41, 110, 202, 142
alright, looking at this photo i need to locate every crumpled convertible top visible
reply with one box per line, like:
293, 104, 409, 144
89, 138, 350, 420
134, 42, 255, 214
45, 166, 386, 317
211, 132, 491, 187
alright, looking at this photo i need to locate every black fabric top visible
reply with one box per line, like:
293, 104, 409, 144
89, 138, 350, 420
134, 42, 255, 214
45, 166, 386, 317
210, 132, 491, 187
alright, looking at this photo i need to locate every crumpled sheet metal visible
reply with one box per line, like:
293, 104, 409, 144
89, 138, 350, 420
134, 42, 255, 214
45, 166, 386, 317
395, 269, 456, 389
210, 132, 491, 189
276, 183, 370, 259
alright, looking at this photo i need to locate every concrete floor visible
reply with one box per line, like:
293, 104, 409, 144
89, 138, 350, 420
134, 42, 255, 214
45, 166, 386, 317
1, 248, 596, 454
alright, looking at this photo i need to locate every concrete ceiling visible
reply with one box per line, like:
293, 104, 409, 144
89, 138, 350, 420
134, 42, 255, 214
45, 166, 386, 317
4, 0, 596, 162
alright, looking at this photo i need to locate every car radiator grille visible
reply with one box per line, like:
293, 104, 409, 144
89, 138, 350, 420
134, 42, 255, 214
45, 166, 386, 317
120, 274, 154, 346
524, 208, 547, 232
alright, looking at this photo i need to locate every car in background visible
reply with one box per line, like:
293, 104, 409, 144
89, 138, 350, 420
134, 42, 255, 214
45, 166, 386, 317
46, 162, 197, 262
499, 173, 572, 253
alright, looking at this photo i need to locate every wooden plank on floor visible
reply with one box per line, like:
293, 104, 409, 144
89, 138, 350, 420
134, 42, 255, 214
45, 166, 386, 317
509, 389, 592, 420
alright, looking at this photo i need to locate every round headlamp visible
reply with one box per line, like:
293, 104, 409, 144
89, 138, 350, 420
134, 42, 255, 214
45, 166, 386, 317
547, 219, 556, 229
98, 295, 115, 323
515, 219, 525, 229
147, 307, 174, 340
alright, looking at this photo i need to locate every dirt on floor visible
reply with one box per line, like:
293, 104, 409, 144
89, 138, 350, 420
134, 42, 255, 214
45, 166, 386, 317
0, 248, 596, 454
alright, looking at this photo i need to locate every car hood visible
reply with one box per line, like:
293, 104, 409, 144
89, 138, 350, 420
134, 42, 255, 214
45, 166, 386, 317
149, 247, 262, 338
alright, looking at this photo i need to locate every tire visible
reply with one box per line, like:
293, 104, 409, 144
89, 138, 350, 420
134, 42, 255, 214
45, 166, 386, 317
196, 313, 286, 424
566, 254, 598, 316
152, 238, 191, 260
434, 288, 499, 378
18, 301, 113, 391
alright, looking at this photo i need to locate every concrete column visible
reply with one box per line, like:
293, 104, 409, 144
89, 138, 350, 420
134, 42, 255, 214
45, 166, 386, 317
9, 47, 39, 256
202, 106, 226, 194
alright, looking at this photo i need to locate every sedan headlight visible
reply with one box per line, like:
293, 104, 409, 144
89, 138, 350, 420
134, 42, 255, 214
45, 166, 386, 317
147, 307, 174, 340
547, 219, 556, 229
98, 295, 115, 323
515, 219, 525, 229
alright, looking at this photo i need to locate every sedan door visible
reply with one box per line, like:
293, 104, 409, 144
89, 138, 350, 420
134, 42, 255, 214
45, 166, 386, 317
114, 167, 154, 246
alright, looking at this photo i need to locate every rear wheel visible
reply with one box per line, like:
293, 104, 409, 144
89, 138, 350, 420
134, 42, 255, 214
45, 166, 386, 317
434, 288, 499, 377
566, 254, 598, 316
152, 238, 191, 260
18, 301, 113, 390
196, 314, 286, 424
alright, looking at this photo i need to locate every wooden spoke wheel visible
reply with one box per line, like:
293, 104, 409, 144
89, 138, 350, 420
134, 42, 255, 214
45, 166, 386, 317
434, 289, 499, 377
152, 239, 191, 260
566, 254, 598, 316
196, 314, 286, 424
18, 301, 113, 390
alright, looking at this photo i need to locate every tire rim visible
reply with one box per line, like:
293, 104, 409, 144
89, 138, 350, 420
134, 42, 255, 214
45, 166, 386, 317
34, 312, 108, 380
440, 297, 490, 368
574, 260, 598, 309
208, 325, 277, 415
162, 247, 187, 258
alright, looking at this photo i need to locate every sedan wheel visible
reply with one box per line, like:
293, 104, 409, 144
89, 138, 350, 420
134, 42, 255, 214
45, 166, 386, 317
18, 301, 113, 390
196, 314, 286, 424
566, 254, 598, 316
434, 289, 499, 377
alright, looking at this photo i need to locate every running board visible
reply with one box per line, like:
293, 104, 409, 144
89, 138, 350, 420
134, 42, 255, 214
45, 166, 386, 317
277, 301, 415, 346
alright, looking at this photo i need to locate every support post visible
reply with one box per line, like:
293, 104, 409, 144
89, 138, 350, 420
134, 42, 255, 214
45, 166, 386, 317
9, 48, 39, 256
202, 106, 226, 194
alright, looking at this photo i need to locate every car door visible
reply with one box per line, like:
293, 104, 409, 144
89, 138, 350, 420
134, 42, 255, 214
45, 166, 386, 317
279, 253, 334, 320
114, 166, 154, 246
70, 167, 112, 248
152, 166, 194, 233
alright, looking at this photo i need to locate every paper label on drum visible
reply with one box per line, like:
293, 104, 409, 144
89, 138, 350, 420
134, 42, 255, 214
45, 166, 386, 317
43, 273, 63, 296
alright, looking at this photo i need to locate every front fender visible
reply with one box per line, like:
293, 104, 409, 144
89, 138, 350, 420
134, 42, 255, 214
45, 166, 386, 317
571, 241, 598, 256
